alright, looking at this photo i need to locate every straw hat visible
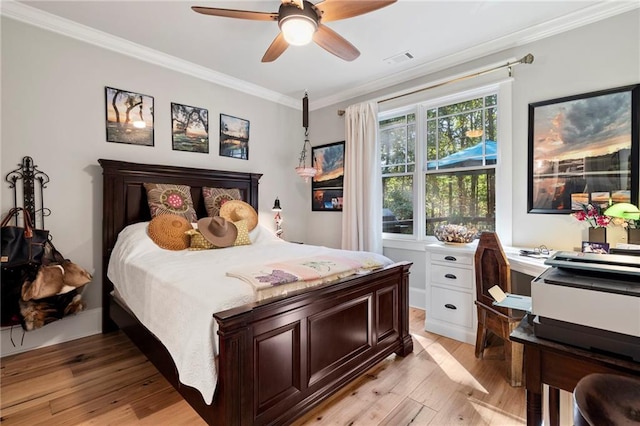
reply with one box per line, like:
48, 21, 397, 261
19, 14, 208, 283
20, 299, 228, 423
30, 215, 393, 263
197, 216, 238, 248
148, 214, 192, 250
219, 200, 258, 231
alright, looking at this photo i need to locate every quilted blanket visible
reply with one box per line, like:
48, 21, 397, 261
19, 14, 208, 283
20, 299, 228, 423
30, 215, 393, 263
226, 255, 383, 299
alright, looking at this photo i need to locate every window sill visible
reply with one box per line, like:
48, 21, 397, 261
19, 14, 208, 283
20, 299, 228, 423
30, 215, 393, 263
382, 237, 434, 252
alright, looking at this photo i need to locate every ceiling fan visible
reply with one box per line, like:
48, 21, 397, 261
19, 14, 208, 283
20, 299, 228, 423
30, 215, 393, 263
192, 0, 396, 62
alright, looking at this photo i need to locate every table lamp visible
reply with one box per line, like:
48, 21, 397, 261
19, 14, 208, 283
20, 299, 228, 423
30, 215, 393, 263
604, 203, 640, 244
272, 197, 283, 238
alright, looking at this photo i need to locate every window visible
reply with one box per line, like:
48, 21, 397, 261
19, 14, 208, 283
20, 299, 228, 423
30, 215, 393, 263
380, 112, 415, 235
381, 88, 500, 237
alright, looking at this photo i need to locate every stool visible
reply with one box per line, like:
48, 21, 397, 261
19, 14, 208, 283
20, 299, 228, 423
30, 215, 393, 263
573, 373, 640, 425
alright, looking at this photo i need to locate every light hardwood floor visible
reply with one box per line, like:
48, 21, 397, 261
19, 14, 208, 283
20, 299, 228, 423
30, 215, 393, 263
1, 308, 525, 425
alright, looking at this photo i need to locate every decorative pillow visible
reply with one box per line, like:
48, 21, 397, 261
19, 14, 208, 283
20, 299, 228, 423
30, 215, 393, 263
232, 220, 252, 247
144, 183, 197, 222
185, 229, 216, 251
203, 187, 242, 217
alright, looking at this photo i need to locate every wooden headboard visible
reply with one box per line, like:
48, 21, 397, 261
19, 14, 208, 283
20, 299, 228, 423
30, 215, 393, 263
99, 159, 262, 330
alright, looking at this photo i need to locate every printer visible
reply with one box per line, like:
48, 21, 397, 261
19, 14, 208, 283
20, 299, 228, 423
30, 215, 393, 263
531, 251, 640, 361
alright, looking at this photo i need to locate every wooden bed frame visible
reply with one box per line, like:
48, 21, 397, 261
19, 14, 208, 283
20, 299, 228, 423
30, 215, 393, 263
99, 159, 413, 425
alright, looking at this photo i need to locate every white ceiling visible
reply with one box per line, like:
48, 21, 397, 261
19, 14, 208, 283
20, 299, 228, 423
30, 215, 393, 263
4, 1, 638, 109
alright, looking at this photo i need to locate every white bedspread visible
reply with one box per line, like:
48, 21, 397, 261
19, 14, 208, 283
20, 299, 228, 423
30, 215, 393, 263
107, 222, 392, 404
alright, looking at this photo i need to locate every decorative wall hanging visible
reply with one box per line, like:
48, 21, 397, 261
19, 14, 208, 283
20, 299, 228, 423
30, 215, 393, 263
312, 141, 345, 211
219, 114, 249, 160
4, 156, 50, 228
105, 87, 154, 146
527, 84, 639, 214
171, 103, 209, 153
295, 92, 317, 182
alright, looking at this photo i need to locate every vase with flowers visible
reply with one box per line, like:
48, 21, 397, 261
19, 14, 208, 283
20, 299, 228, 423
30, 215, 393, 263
572, 203, 610, 243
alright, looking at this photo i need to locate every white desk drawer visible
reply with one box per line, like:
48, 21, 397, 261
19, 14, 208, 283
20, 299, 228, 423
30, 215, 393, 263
430, 286, 473, 328
430, 264, 473, 290
430, 252, 473, 266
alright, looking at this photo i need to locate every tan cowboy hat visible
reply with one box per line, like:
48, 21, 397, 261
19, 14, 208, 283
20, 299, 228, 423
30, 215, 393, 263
219, 200, 258, 231
148, 214, 192, 250
197, 216, 238, 248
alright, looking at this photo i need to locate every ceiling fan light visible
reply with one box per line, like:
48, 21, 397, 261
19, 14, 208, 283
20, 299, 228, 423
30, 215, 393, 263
280, 16, 316, 46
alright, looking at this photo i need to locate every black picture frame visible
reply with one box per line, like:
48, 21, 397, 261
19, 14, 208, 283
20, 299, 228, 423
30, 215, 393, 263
219, 113, 249, 160
171, 102, 209, 153
105, 86, 154, 146
312, 141, 345, 211
527, 84, 639, 214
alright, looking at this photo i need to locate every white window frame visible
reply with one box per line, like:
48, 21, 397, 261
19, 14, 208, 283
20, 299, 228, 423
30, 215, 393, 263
381, 80, 513, 247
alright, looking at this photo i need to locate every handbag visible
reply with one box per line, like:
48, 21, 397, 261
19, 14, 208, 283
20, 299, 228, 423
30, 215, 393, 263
1, 208, 50, 327
1, 207, 49, 268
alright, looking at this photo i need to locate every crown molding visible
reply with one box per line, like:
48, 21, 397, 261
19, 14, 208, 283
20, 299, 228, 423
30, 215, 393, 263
2, 1, 637, 112
310, 1, 640, 110
0, 0, 300, 109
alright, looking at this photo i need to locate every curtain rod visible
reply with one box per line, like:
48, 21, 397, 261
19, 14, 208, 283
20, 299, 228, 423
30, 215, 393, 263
337, 53, 534, 116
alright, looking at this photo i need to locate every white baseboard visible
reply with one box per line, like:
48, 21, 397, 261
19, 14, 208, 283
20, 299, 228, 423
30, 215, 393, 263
410, 287, 426, 310
1, 308, 102, 357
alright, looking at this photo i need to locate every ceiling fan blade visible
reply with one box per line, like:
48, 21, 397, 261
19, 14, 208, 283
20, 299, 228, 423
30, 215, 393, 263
262, 33, 289, 62
314, 0, 396, 23
191, 6, 278, 21
313, 24, 359, 61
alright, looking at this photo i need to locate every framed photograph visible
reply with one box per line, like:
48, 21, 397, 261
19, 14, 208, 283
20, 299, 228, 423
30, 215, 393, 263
171, 103, 208, 153
105, 87, 154, 146
312, 141, 345, 211
581, 241, 610, 254
219, 114, 249, 160
527, 84, 639, 214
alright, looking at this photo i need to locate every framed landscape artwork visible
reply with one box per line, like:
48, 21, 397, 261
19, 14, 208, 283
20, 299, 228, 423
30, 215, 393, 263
171, 103, 208, 153
527, 84, 639, 214
312, 141, 345, 211
219, 113, 249, 160
105, 87, 154, 146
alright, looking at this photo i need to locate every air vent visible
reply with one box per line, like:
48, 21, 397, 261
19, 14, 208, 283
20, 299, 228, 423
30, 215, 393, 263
384, 51, 414, 65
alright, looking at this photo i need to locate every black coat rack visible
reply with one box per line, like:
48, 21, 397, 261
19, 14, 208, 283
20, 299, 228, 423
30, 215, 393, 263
4, 156, 50, 228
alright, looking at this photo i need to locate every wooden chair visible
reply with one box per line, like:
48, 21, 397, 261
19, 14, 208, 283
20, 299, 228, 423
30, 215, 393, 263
474, 232, 524, 387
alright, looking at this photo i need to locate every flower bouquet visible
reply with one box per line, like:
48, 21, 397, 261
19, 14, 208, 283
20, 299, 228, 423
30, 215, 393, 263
573, 203, 610, 243
572, 203, 610, 228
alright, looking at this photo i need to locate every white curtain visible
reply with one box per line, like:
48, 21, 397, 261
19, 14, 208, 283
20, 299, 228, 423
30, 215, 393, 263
341, 102, 382, 253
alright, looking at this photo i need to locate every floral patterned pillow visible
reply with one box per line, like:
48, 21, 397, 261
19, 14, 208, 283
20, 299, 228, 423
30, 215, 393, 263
203, 187, 242, 217
143, 183, 197, 222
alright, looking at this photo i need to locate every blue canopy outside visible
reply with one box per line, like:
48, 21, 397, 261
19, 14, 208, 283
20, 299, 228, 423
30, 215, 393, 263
427, 140, 497, 169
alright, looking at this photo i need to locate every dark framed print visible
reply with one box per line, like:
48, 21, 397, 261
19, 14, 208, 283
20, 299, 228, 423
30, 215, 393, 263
219, 113, 249, 160
312, 141, 345, 211
527, 84, 639, 214
171, 103, 208, 153
105, 87, 154, 146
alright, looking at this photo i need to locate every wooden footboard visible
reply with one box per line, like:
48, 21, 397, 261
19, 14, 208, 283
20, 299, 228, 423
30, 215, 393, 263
214, 261, 412, 425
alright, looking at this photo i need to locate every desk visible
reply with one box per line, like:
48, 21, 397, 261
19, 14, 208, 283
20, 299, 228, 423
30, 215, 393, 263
502, 247, 549, 278
510, 316, 640, 426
